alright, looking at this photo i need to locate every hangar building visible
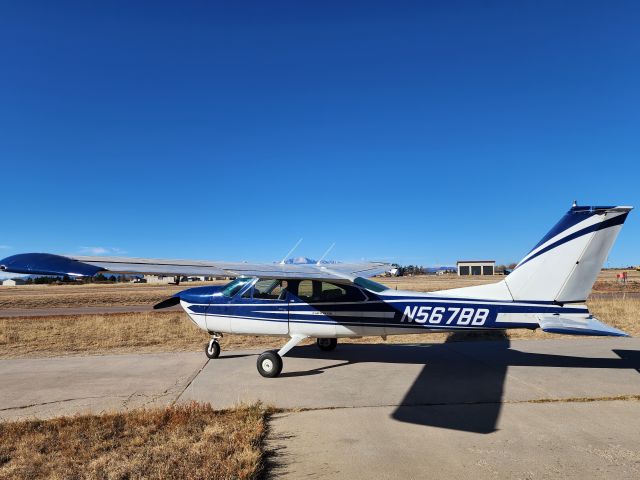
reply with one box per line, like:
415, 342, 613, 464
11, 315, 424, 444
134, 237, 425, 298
457, 260, 495, 276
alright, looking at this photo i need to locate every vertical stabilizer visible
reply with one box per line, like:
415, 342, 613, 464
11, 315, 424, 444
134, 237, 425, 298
505, 205, 632, 302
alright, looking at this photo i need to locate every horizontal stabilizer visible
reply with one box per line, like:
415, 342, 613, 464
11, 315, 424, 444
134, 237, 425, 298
538, 314, 629, 337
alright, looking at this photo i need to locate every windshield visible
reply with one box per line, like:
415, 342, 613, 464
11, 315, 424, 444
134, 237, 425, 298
353, 276, 389, 293
221, 278, 252, 297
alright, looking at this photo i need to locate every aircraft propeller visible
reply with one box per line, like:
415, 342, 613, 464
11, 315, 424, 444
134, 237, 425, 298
153, 296, 181, 309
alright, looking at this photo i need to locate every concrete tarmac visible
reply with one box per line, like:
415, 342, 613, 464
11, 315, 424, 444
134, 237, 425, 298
268, 401, 640, 479
0, 352, 206, 420
1, 338, 639, 478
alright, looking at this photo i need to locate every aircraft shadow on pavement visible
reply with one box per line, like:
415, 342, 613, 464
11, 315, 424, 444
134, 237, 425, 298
287, 333, 640, 434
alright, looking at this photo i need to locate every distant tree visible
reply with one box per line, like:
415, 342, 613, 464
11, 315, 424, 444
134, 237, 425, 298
33, 276, 60, 284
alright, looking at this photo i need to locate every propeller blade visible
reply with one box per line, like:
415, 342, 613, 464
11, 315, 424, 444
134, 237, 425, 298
153, 296, 181, 310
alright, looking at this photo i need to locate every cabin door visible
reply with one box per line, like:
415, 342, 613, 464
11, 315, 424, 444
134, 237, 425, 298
229, 279, 289, 335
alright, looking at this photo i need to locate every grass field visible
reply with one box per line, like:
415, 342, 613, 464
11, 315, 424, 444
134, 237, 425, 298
0, 271, 638, 359
0, 402, 268, 480
0, 282, 226, 309
0, 296, 637, 359
1, 269, 638, 309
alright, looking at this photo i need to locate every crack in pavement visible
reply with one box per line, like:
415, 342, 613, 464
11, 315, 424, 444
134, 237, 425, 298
1, 359, 209, 417
0, 395, 134, 412
172, 357, 210, 406
272, 393, 640, 417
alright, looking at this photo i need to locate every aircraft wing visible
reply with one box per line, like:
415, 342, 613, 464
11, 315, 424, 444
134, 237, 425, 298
538, 314, 629, 337
0, 253, 392, 282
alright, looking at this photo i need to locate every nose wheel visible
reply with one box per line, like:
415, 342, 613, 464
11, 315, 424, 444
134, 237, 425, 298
205, 338, 221, 359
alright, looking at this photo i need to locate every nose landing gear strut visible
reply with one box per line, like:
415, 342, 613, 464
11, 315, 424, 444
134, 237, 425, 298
205, 333, 222, 359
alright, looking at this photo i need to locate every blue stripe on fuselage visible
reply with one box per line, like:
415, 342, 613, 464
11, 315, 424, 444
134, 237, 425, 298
186, 297, 588, 330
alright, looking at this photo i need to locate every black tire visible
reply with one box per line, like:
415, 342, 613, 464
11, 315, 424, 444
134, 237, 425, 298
205, 340, 220, 359
316, 338, 337, 351
257, 350, 283, 378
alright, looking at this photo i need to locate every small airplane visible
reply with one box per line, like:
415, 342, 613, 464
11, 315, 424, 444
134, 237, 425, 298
0, 204, 633, 378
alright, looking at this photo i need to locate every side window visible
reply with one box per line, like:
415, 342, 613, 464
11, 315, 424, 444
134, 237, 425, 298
316, 282, 365, 302
297, 280, 314, 302
253, 279, 287, 300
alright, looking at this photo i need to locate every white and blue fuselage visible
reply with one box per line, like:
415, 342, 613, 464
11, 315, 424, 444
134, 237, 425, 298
179, 278, 591, 339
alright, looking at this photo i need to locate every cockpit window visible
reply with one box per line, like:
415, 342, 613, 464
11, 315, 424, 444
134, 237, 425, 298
221, 278, 252, 297
353, 277, 389, 293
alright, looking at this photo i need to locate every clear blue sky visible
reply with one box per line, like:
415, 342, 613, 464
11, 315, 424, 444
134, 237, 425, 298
1, 1, 639, 269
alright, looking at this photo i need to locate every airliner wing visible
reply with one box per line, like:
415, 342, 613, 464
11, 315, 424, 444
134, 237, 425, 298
0, 253, 391, 282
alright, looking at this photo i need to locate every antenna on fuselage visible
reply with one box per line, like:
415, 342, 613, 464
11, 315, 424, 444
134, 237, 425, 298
316, 242, 336, 265
280, 238, 303, 265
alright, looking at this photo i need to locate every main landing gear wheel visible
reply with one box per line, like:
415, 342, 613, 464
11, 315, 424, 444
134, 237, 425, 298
257, 350, 283, 378
317, 338, 337, 351
205, 339, 220, 359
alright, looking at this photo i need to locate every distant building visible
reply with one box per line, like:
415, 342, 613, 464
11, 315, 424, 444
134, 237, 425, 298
142, 275, 214, 284
2, 278, 26, 286
457, 260, 495, 276
143, 275, 176, 284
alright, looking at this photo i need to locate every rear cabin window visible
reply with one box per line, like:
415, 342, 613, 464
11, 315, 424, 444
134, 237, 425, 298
293, 280, 365, 303
297, 280, 314, 302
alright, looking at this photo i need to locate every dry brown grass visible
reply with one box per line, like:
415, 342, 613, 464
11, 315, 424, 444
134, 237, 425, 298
0, 312, 208, 358
1, 270, 636, 310
1, 297, 637, 359
380, 271, 640, 294
0, 311, 291, 358
0, 402, 268, 480
0, 282, 227, 309
588, 295, 640, 335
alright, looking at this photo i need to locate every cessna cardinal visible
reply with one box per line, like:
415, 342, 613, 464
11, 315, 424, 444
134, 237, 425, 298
0, 204, 632, 377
